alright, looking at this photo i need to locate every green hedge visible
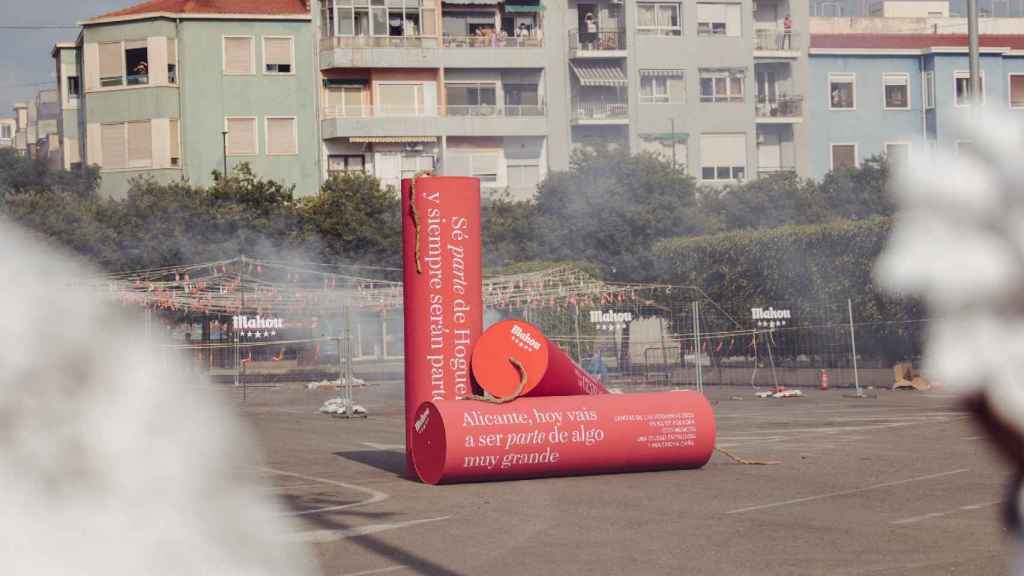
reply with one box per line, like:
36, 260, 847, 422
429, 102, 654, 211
653, 216, 924, 363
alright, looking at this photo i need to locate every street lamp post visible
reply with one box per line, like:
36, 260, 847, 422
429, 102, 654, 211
221, 129, 229, 179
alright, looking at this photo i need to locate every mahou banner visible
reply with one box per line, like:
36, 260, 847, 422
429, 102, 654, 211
411, 391, 716, 484
402, 176, 483, 475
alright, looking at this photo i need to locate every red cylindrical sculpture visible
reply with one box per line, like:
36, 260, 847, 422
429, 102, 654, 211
403, 176, 483, 474
411, 391, 716, 485
471, 319, 609, 399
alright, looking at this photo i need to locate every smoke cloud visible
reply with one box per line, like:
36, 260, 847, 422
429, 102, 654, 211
0, 218, 318, 575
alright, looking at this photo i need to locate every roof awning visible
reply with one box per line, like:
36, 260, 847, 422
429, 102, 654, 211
640, 69, 684, 77
349, 136, 438, 143
570, 61, 628, 87
504, 3, 545, 12
443, 0, 502, 5
641, 132, 689, 143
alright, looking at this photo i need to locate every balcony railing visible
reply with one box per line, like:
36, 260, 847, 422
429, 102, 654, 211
754, 29, 800, 51
319, 36, 441, 50
571, 101, 629, 121
755, 96, 803, 118
568, 28, 627, 52
442, 35, 544, 48
323, 104, 546, 118
758, 166, 797, 178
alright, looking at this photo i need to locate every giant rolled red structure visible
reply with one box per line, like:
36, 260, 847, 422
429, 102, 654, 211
410, 391, 716, 485
402, 176, 483, 475
471, 319, 609, 399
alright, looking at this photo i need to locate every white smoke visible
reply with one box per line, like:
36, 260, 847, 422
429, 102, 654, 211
876, 112, 1024, 438
0, 219, 318, 575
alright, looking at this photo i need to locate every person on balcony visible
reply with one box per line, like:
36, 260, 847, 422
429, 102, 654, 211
781, 14, 792, 49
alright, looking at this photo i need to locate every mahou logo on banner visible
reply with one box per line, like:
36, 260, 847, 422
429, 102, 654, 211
402, 176, 483, 476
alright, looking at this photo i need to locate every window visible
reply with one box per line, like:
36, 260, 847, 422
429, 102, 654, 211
225, 117, 258, 155
954, 71, 984, 106
100, 121, 152, 170
697, 3, 741, 37
924, 71, 935, 109
168, 39, 177, 84
266, 117, 297, 155
508, 164, 541, 190
884, 142, 910, 167
504, 84, 541, 115
640, 137, 687, 168
883, 73, 910, 110
328, 154, 366, 174
1010, 74, 1024, 109
377, 83, 424, 116
67, 76, 80, 100
169, 119, 180, 166
334, 0, 429, 37
640, 70, 685, 103
327, 85, 365, 117
124, 41, 149, 85
223, 36, 254, 75
699, 69, 744, 102
470, 153, 499, 183
446, 83, 497, 115
401, 154, 435, 180
636, 2, 682, 36
700, 133, 745, 181
1, 125, 10, 139
829, 73, 855, 109
99, 42, 125, 87
831, 143, 857, 170
263, 37, 294, 74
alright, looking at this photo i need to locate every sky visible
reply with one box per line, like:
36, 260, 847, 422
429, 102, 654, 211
0, 0, 135, 115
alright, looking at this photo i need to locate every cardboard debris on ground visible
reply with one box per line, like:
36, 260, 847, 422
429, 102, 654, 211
891, 363, 933, 391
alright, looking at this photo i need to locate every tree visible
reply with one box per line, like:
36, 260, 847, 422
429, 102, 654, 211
481, 190, 540, 268
297, 171, 402, 267
817, 155, 893, 221
696, 171, 823, 232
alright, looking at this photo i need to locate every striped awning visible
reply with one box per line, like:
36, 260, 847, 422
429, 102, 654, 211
570, 61, 628, 87
641, 132, 689, 143
349, 136, 438, 143
504, 3, 544, 12
443, 0, 502, 5
640, 69, 684, 78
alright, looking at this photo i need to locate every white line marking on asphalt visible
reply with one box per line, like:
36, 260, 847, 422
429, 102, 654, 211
341, 566, 407, 576
726, 468, 970, 515
962, 436, 984, 441
361, 442, 406, 451
259, 467, 390, 516
289, 516, 451, 544
891, 501, 1002, 525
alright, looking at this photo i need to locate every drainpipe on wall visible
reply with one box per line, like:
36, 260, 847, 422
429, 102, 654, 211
920, 54, 927, 152
176, 17, 186, 182
314, 0, 324, 194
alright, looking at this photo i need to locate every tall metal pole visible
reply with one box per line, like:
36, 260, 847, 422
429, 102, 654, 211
968, 0, 981, 109
574, 302, 582, 362
848, 298, 862, 396
221, 130, 229, 179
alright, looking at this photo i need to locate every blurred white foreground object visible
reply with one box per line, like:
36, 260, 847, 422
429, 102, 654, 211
0, 219, 318, 576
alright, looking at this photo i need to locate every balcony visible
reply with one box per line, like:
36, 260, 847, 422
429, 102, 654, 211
571, 101, 629, 124
755, 96, 803, 123
441, 35, 543, 49
321, 104, 548, 138
320, 35, 442, 69
568, 28, 627, 57
753, 30, 801, 56
320, 36, 440, 50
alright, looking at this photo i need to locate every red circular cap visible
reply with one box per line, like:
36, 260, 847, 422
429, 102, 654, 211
470, 320, 550, 399
410, 402, 447, 485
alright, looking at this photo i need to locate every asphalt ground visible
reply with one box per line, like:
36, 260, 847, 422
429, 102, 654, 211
230, 382, 1015, 576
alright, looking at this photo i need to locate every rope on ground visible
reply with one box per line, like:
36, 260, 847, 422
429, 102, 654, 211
464, 357, 528, 404
716, 447, 781, 466
408, 170, 433, 274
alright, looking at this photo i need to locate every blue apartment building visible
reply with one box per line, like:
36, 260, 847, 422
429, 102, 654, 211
807, 33, 1024, 178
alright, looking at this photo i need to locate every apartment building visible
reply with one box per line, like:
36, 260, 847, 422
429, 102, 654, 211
313, 0, 809, 195
0, 118, 14, 149
65, 0, 319, 198
52, 43, 82, 171
34, 88, 62, 167
13, 102, 28, 155
807, 32, 1024, 177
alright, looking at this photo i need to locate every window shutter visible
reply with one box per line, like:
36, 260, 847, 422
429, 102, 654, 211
668, 76, 686, 100
224, 37, 252, 74
126, 121, 152, 168
472, 153, 498, 175
700, 133, 745, 167
267, 118, 296, 155
265, 37, 291, 67
99, 42, 124, 80
167, 38, 177, 65
101, 123, 126, 169
227, 118, 256, 155
169, 119, 180, 159
725, 5, 741, 35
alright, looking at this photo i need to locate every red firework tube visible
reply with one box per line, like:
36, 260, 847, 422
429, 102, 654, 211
471, 319, 608, 399
411, 391, 716, 484
403, 176, 483, 475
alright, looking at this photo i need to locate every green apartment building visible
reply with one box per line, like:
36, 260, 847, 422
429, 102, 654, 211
67, 0, 319, 198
